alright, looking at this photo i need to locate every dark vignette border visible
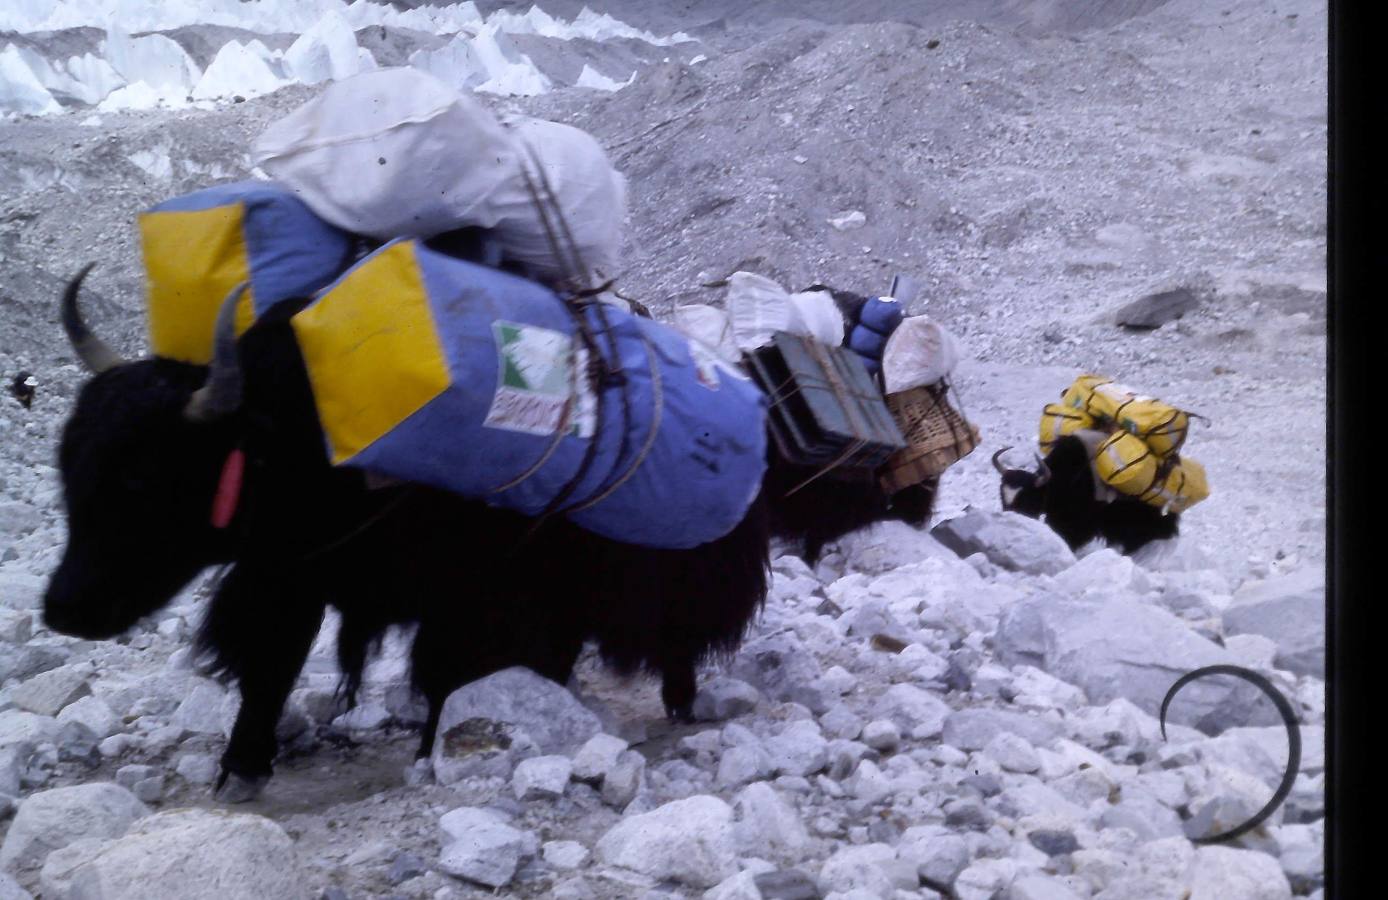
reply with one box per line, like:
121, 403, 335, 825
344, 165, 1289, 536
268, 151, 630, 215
1328, 0, 1368, 895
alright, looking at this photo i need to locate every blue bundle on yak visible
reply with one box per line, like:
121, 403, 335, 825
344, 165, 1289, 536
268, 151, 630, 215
291, 239, 768, 549
141, 182, 767, 550
140, 180, 355, 365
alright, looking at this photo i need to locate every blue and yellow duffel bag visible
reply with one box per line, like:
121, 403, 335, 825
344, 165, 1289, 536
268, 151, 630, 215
289, 240, 769, 549
141, 180, 356, 364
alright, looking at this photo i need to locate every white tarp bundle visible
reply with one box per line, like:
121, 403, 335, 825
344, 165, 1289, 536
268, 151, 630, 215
671, 304, 740, 363
880, 314, 962, 393
722, 271, 844, 351
251, 66, 626, 285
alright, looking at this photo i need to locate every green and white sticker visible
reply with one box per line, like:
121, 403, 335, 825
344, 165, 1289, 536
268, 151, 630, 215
483, 321, 595, 438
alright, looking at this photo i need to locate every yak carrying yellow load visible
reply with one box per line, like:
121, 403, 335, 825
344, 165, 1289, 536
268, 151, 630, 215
1040, 375, 1209, 514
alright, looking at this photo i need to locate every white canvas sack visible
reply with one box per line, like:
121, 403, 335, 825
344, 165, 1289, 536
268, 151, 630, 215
726, 272, 844, 351
252, 67, 520, 239
487, 115, 627, 285
671, 304, 741, 363
880, 315, 963, 393
252, 67, 627, 285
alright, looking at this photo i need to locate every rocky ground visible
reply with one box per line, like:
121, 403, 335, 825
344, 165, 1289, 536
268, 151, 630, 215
0, 0, 1325, 898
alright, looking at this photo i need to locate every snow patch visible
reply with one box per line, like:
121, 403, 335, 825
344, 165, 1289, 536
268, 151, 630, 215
3, 3, 690, 115
284, 9, 374, 85
0, 43, 63, 115
191, 39, 286, 101
575, 65, 636, 92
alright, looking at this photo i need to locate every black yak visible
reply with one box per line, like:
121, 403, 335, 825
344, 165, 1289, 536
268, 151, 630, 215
44, 266, 931, 800
993, 435, 1178, 554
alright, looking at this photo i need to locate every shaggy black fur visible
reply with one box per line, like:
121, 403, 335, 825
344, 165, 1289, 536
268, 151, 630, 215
765, 459, 937, 564
1000, 435, 1179, 554
46, 292, 774, 788
46, 272, 933, 794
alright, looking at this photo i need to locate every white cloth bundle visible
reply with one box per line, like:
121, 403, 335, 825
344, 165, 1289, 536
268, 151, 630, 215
252, 67, 626, 285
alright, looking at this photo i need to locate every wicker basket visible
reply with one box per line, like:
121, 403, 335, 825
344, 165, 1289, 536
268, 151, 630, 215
878, 383, 980, 493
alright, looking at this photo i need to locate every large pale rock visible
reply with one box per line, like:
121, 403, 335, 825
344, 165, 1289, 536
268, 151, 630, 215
595, 796, 737, 888
36, 809, 303, 900
942, 708, 1062, 752
0, 710, 60, 750
434, 667, 601, 755
819, 844, 897, 896
1053, 548, 1152, 596
825, 521, 961, 576
692, 677, 761, 722
716, 743, 773, 789
10, 665, 92, 717
1009, 874, 1086, 900
169, 682, 229, 735
931, 510, 1076, 575
1130, 538, 1215, 572
955, 858, 1019, 900
512, 755, 572, 800
1186, 845, 1292, 900
437, 807, 531, 888
55, 697, 120, 741
0, 572, 44, 611
0, 643, 67, 685
729, 632, 825, 706
1273, 822, 1323, 894
0, 872, 31, 899
872, 684, 950, 738
996, 592, 1275, 732
898, 825, 968, 886
0, 783, 147, 871
765, 720, 828, 777
431, 668, 599, 784
571, 733, 628, 783
0, 609, 34, 644
984, 732, 1042, 773
1222, 568, 1325, 677
704, 870, 762, 900
732, 783, 809, 856
600, 750, 646, 809
1099, 791, 1184, 841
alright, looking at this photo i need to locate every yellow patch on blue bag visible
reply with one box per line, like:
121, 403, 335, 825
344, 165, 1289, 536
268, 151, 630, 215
291, 242, 451, 465
141, 204, 256, 364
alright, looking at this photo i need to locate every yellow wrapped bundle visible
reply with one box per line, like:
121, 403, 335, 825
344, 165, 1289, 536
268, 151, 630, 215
1093, 431, 1159, 498
1139, 457, 1210, 514
1058, 374, 1189, 459
1039, 402, 1095, 450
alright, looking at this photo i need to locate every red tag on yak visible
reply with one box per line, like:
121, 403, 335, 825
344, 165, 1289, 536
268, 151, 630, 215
211, 448, 245, 529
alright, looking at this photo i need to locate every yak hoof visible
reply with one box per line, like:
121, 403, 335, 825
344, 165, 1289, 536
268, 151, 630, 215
404, 757, 435, 787
214, 770, 269, 804
665, 704, 696, 725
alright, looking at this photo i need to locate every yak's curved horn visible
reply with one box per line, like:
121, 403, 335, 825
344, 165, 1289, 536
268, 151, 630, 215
1033, 454, 1052, 487
1161, 664, 1301, 844
61, 263, 126, 374
991, 447, 1012, 475
183, 282, 248, 423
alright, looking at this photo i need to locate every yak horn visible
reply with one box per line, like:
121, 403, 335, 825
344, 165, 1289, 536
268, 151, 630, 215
991, 447, 1012, 475
183, 282, 249, 423
1033, 454, 1052, 487
61, 263, 126, 374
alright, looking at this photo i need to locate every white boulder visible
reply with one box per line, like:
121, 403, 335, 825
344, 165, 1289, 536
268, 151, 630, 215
36, 808, 303, 900
0, 783, 147, 872
595, 795, 737, 888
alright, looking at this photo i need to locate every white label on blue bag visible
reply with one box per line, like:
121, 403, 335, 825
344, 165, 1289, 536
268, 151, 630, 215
483, 321, 596, 438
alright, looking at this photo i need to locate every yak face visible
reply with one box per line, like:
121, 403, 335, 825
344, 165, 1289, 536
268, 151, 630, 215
993, 447, 1049, 518
44, 360, 239, 638
44, 267, 247, 639
999, 470, 1047, 517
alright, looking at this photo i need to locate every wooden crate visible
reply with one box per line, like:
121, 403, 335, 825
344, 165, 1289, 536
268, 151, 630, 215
746, 331, 906, 471
878, 383, 980, 493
